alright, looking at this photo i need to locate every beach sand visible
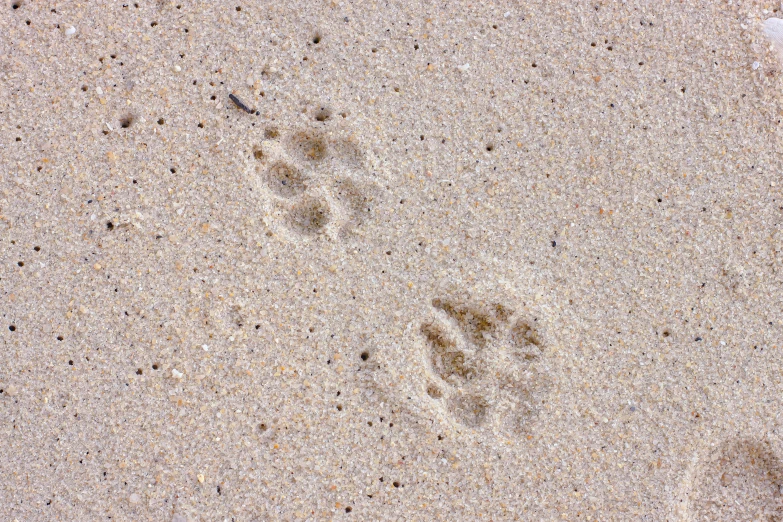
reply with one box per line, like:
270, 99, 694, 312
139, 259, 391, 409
1, 0, 783, 520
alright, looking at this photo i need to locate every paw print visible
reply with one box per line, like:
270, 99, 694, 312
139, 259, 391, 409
684, 437, 783, 521
251, 128, 380, 241
418, 297, 548, 434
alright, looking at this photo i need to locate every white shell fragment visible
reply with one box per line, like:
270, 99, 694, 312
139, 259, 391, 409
171, 368, 184, 379
763, 18, 783, 62
64, 25, 76, 36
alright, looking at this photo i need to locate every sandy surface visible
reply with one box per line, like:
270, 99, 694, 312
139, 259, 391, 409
2, 0, 783, 520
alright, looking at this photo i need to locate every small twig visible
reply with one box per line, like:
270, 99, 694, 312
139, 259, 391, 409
229, 93, 255, 114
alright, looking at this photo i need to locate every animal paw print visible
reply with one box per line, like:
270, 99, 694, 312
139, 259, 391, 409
251, 128, 380, 241
418, 297, 547, 434
684, 437, 783, 521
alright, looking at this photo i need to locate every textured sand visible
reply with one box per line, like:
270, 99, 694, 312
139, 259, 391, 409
2, 0, 783, 520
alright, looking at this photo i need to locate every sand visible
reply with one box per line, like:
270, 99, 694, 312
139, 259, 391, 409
1, 0, 783, 520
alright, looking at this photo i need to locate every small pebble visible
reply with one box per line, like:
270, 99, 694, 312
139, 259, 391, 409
197, 473, 205, 483
64, 26, 76, 36
172, 368, 184, 379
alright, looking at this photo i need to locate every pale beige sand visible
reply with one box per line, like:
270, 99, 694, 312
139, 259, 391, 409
2, 0, 783, 520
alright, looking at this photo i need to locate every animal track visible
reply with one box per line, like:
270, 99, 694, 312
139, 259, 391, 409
417, 297, 547, 433
251, 128, 380, 241
685, 437, 783, 521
